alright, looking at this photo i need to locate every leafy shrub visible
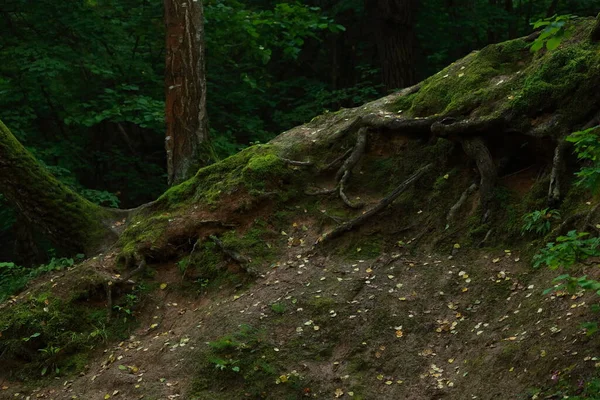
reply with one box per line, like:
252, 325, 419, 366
530, 14, 574, 52
521, 208, 561, 236
533, 230, 600, 270
567, 127, 600, 192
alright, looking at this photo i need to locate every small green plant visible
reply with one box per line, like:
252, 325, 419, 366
38, 345, 62, 376
567, 127, 600, 192
521, 208, 560, 235
530, 14, 574, 52
533, 230, 600, 269
270, 302, 286, 314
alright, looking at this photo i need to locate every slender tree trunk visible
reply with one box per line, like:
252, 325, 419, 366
164, 0, 211, 185
546, 0, 560, 17
366, 0, 419, 91
0, 120, 116, 255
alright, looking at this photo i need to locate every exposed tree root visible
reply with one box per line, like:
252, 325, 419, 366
548, 139, 567, 207
583, 203, 600, 228
339, 170, 364, 209
323, 148, 353, 171
318, 163, 434, 244
309, 127, 368, 207
446, 183, 478, 227
335, 127, 368, 181
209, 235, 258, 277
280, 157, 312, 166
361, 113, 437, 134
459, 136, 496, 218
478, 229, 494, 248
431, 115, 507, 136
106, 260, 147, 322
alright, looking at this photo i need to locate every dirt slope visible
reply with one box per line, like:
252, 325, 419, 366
4, 220, 600, 400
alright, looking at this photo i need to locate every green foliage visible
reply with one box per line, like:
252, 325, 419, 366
194, 324, 304, 398
533, 231, 600, 270
530, 15, 574, 52
0, 255, 84, 302
521, 208, 560, 235
567, 127, 600, 192
270, 302, 286, 314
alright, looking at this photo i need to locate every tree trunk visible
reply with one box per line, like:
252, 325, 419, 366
0, 120, 117, 255
366, 0, 418, 91
165, 0, 211, 185
592, 13, 600, 42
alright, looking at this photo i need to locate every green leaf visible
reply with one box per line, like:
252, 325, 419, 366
546, 36, 562, 50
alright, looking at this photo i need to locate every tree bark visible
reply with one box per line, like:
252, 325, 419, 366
0, 120, 116, 255
592, 13, 600, 42
165, 0, 211, 185
365, 0, 418, 91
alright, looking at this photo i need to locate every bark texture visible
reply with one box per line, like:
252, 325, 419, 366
0, 120, 116, 255
165, 0, 211, 185
366, 0, 418, 90
592, 13, 600, 42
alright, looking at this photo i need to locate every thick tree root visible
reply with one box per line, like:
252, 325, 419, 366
280, 157, 312, 166
209, 235, 258, 277
446, 183, 478, 227
548, 139, 567, 207
323, 148, 353, 171
317, 163, 434, 244
459, 136, 496, 218
431, 115, 507, 136
309, 127, 368, 207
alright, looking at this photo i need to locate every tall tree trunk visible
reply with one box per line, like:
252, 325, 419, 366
366, 0, 418, 91
0, 120, 117, 255
164, 0, 211, 185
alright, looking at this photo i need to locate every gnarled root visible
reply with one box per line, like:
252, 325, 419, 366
548, 139, 567, 208
209, 235, 258, 277
318, 163, 434, 244
460, 136, 496, 220
446, 183, 478, 227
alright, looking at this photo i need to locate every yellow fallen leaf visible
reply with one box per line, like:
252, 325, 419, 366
160, 283, 167, 290
335, 388, 344, 398
104, 395, 111, 399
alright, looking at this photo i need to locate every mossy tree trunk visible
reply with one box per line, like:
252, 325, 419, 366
0, 120, 117, 255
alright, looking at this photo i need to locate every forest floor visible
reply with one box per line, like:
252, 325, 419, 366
3, 223, 600, 400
